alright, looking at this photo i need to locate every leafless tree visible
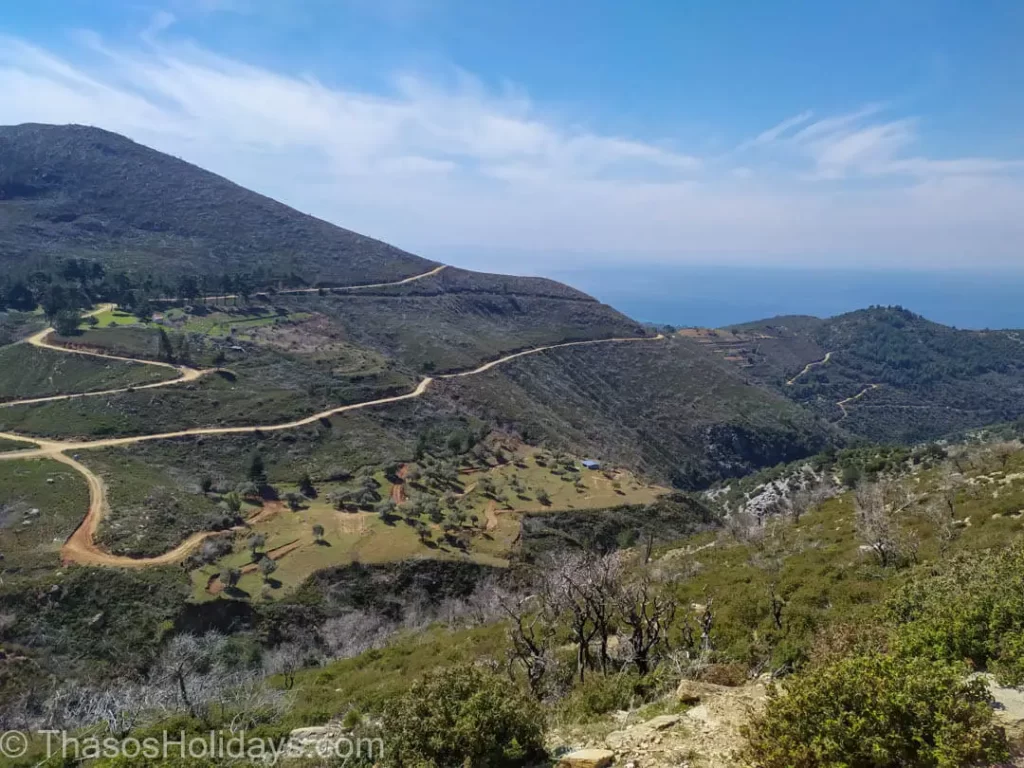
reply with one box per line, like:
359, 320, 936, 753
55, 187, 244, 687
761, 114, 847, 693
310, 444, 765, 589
500, 593, 555, 698
988, 440, 1019, 470
615, 574, 675, 676
925, 466, 964, 554
854, 481, 918, 568
262, 642, 307, 690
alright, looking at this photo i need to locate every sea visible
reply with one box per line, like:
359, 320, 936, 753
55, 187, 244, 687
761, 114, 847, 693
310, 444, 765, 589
541, 265, 1024, 330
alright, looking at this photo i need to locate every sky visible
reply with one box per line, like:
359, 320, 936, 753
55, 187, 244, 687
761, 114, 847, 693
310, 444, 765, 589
1, 0, 1023, 275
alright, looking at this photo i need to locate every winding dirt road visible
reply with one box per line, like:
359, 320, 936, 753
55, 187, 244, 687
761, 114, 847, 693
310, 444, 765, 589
0, 299, 665, 567
786, 351, 832, 386
1, 304, 215, 409
170, 264, 448, 303
836, 383, 880, 420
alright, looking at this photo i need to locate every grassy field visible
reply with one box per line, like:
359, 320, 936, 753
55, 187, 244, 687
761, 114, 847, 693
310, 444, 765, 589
0, 437, 33, 452
0, 457, 89, 576
83, 307, 141, 328
0, 343, 176, 402
186, 446, 665, 600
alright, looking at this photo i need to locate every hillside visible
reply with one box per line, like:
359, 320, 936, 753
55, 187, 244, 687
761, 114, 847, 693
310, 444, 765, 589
0, 123, 435, 285
684, 306, 1024, 443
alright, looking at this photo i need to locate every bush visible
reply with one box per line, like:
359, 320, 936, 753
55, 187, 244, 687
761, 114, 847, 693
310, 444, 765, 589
557, 674, 648, 723
382, 665, 546, 768
887, 542, 1024, 677
742, 653, 1007, 768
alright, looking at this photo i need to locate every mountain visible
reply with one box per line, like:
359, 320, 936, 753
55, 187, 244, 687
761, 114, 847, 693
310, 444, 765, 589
0, 123, 435, 285
699, 306, 1024, 442
0, 123, 835, 490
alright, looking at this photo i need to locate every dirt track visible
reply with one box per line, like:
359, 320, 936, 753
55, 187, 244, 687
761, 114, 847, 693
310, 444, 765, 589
166, 264, 448, 303
1, 304, 214, 409
786, 351, 832, 386
0, 294, 665, 568
836, 383, 880, 420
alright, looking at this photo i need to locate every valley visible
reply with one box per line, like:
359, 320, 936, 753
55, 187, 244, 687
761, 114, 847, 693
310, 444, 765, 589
4, 124, 1024, 768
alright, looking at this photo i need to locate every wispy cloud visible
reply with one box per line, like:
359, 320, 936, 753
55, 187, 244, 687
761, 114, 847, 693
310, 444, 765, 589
0, 30, 1022, 268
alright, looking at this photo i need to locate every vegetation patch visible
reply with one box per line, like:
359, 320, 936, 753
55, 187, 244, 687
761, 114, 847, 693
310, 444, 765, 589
0, 342, 175, 402
0, 458, 89, 575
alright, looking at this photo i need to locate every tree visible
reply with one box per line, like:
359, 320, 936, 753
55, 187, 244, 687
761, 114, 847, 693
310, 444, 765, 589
742, 654, 1007, 768
382, 666, 545, 768
298, 472, 316, 498
854, 481, 917, 568
248, 533, 266, 558
224, 492, 243, 514
616, 574, 676, 676
502, 595, 555, 698
157, 328, 176, 363
247, 453, 267, 487
5, 282, 35, 311
177, 334, 193, 365
377, 499, 397, 522
312, 524, 325, 543
220, 568, 241, 591
258, 557, 278, 583
925, 467, 963, 554
284, 492, 304, 512
53, 310, 81, 336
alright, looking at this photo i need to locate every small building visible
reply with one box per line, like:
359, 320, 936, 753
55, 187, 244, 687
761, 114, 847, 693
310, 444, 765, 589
581, 459, 601, 470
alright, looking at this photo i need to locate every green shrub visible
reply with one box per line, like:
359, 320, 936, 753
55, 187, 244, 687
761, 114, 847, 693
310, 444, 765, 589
742, 653, 1007, 768
887, 543, 1024, 674
381, 665, 546, 768
557, 673, 653, 723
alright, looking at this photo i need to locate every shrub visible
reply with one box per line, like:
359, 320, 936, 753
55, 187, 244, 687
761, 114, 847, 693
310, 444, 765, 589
742, 653, 1007, 768
887, 542, 1024, 676
382, 665, 545, 768
557, 673, 658, 723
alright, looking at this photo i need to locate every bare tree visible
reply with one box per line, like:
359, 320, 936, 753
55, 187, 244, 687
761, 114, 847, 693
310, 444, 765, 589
262, 643, 307, 690
616, 574, 676, 675
926, 466, 964, 554
501, 594, 555, 698
854, 481, 917, 568
546, 556, 601, 682
988, 441, 1019, 470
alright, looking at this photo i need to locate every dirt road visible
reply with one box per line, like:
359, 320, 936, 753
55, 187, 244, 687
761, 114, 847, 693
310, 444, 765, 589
786, 351, 832, 386
0, 317, 665, 567
1, 304, 214, 409
167, 264, 448, 303
836, 383, 880, 420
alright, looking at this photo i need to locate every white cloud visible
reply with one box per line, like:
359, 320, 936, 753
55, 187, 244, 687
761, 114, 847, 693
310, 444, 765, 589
0, 32, 1022, 269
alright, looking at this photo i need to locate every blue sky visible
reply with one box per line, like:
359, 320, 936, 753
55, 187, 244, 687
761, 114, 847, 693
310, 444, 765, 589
1, 0, 1022, 272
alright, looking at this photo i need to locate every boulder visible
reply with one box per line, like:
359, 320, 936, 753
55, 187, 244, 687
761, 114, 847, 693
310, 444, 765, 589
557, 748, 615, 768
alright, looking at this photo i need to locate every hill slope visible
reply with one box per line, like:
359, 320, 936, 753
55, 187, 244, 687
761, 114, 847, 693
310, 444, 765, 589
710, 307, 1024, 442
0, 123, 435, 284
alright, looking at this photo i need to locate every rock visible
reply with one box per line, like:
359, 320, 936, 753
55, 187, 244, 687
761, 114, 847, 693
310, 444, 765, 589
645, 714, 681, 731
684, 703, 711, 724
557, 748, 615, 768
289, 726, 337, 740
285, 724, 346, 760
676, 679, 705, 704
676, 678, 734, 704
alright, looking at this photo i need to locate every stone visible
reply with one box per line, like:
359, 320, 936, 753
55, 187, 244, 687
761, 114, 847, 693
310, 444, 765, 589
557, 748, 615, 768
644, 714, 681, 731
